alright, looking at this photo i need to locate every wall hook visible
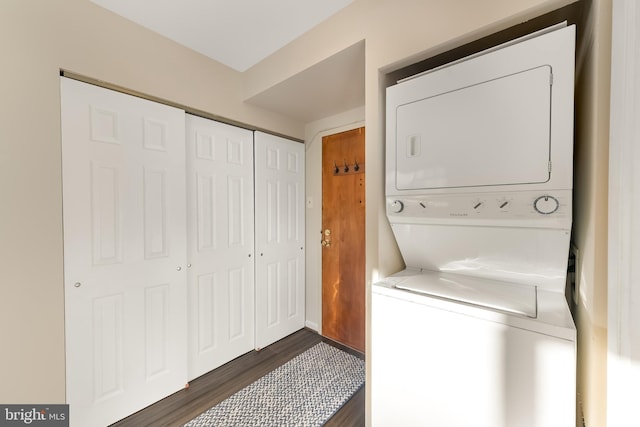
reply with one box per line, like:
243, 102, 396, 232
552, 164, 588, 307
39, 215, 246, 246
354, 158, 360, 172
343, 159, 349, 173
334, 161, 339, 174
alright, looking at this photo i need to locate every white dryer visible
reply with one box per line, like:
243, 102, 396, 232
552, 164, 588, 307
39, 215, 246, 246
372, 24, 577, 427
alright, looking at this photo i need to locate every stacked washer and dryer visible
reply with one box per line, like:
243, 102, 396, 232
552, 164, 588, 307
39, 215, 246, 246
372, 25, 577, 426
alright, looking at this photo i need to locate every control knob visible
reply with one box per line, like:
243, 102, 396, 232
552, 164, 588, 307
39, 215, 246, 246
534, 195, 559, 215
390, 200, 404, 213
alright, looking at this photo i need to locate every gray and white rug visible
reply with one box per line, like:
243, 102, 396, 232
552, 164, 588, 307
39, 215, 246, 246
183, 342, 365, 427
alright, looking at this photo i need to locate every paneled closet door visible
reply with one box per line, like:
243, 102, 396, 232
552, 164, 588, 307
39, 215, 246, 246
61, 78, 188, 427
254, 132, 305, 349
186, 115, 255, 380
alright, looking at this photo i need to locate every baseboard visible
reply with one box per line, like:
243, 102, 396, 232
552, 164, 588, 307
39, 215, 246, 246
305, 320, 319, 332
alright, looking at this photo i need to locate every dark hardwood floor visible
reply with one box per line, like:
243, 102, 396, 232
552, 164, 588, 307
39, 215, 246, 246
110, 328, 365, 427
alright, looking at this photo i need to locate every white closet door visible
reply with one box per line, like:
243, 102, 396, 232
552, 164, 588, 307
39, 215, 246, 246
254, 132, 305, 349
61, 78, 187, 427
186, 115, 255, 380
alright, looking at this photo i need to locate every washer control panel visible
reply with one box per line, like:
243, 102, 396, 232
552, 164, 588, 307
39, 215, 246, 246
387, 191, 571, 222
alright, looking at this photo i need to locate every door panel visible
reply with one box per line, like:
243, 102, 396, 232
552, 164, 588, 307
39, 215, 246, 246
322, 127, 365, 352
254, 132, 305, 349
185, 115, 255, 380
143, 168, 169, 259
61, 77, 187, 427
90, 162, 122, 265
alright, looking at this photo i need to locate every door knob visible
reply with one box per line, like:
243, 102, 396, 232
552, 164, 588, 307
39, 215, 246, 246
321, 228, 331, 247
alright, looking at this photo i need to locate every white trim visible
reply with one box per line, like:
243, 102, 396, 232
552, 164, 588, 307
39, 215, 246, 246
608, 1, 640, 426
305, 320, 320, 332
304, 108, 365, 338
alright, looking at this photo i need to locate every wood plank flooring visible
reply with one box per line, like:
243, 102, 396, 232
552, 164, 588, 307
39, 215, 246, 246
110, 328, 365, 427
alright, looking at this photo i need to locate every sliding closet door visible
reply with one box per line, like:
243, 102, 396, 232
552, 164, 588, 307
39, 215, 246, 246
254, 132, 305, 349
186, 115, 255, 380
61, 78, 187, 427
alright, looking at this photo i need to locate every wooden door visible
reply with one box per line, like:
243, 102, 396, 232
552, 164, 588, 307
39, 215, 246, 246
185, 115, 255, 380
322, 127, 365, 352
61, 77, 188, 427
254, 132, 306, 349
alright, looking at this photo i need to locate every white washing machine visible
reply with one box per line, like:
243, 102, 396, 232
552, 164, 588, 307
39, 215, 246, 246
372, 24, 577, 427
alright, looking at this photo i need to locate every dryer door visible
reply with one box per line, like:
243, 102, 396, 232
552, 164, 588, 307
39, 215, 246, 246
395, 65, 552, 190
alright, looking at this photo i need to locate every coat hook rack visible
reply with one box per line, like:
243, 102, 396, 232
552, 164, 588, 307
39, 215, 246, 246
331, 159, 364, 175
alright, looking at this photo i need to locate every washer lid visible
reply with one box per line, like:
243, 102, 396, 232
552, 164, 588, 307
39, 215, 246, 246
394, 270, 537, 318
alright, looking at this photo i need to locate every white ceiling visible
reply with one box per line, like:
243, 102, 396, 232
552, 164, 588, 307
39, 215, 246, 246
90, 0, 363, 124
90, 0, 354, 72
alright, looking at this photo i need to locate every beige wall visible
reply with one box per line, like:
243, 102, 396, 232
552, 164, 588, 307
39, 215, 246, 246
247, 0, 585, 297
252, 0, 613, 424
574, 0, 612, 426
1, 0, 612, 425
0, 0, 302, 403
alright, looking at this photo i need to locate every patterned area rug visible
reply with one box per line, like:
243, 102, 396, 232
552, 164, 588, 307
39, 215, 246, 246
183, 342, 365, 427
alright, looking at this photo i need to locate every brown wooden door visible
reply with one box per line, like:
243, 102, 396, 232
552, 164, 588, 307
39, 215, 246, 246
322, 127, 365, 352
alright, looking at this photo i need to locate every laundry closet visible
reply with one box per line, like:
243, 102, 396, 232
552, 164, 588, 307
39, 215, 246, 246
372, 24, 577, 426
60, 77, 305, 427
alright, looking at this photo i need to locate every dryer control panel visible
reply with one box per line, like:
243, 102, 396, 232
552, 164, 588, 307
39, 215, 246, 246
386, 190, 571, 228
